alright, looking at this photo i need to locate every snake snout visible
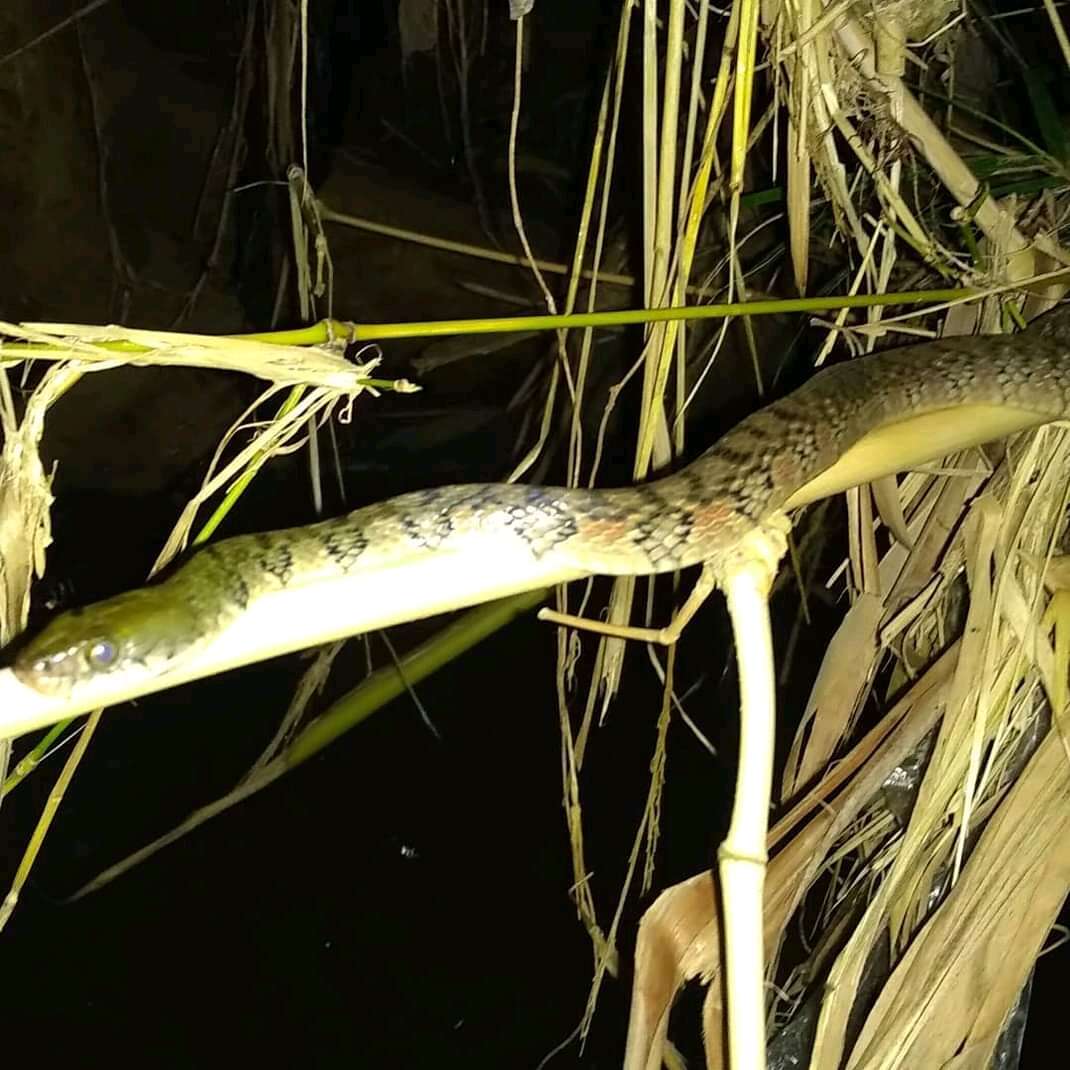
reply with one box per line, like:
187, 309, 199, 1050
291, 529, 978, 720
13, 632, 118, 696
13, 590, 201, 697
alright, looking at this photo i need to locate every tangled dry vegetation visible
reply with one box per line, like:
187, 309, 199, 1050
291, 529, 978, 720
540, 2, 1070, 1067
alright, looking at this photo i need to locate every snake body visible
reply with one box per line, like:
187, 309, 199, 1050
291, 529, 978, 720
14, 305, 1070, 697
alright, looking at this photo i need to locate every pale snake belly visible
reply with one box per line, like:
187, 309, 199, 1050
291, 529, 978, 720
13, 305, 1070, 699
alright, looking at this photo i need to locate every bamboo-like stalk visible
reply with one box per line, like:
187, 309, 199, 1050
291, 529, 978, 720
717, 535, 787, 1070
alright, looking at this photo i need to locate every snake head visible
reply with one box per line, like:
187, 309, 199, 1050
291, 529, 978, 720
13, 588, 203, 698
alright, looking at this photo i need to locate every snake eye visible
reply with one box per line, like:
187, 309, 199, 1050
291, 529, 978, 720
86, 638, 119, 670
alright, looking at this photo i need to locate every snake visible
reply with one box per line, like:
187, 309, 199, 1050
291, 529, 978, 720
11, 304, 1070, 703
